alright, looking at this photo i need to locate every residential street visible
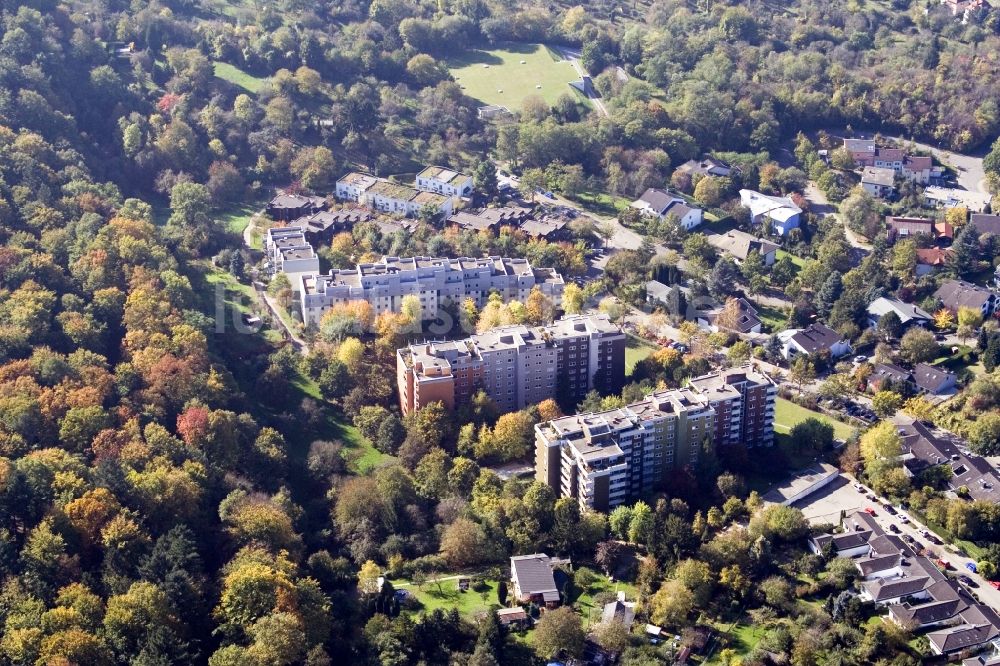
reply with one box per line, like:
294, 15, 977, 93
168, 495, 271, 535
795, 474, 1000, 613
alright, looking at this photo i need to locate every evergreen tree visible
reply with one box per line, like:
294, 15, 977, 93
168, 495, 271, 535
950, 222, 981, 278
815, 271, 843, 317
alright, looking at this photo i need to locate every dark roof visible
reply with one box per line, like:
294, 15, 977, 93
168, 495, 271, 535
892, 597, 967, 625
856, 552, 902, 576
790, 323, 845, 354
601, 600, 635, 628
844, 510, 884, 535
662, 200, 696, 221
971, 214, 1000, 236
449, 211, 500, 232
928, 605, 1000, 654
511, 554, 559, 601
864, 575, 930, 602
877, 147, 906, 162
269, 193, 325, 210
869, 363, 912, 387
912, 363, 955, 393
636, 188, 678, 214
934, 279, 995, 311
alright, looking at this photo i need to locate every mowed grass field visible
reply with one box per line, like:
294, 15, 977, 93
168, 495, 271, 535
774, 397, 855, 440
447, 43, 585, 108
213, 62, 268, 94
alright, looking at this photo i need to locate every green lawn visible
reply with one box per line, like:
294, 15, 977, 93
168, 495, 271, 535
214, 62, 268, 93
571, 190, 631, 216
569, 577, 638, 629
626, 336, 658, 376
447, 43, 585, 109
756, 305, 787, 333
218, 200, 267, 236
392, 576, 501, 617
775, 249, 804, 269
774, 398, 855, 440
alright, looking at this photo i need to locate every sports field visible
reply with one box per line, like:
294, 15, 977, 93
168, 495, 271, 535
447, 43, 585, 108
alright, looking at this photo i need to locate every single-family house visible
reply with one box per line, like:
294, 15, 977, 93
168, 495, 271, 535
866, 297, 932, 329
933, 279, 998, 317
778, 323, 852, 360
927, 605, 1000, 656
867, 363, 916, 393
885, 216, 952, 243
739, 189, 802, 236
861, 166, 897, 198
874, 148, 906, 171
902, 155, 934, 184
707, 229, 778, 266
916, 248, 953, 276
971, 214, 1000, 236
844, 138, 876, 166
267, 193, 327, 221
601, 595, 636, 630
913, 363, 957, 394
695, 297, 763, 334
630, 188, 703, 230
646, 280, 672, 307
924, 186, 993, 213
866, 362, 955, 396
519, 217, 571, 241
510, 554, 561, 607
677, 155, 736, 178
416, 166, 474, 198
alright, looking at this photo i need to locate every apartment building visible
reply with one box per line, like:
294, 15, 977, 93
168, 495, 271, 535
535, 365, 776, 511
335, 171, 455, 218
687, 366, 777, 448
535, 388, 715, 511
396, 314, 625, 415
264, 227, 320, 288
416, 166, 474, 198
299, 255, 565, 325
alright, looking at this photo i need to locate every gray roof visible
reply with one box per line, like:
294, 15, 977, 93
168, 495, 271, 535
912, 363, 955, 393
707, 230, 779, 261
864, 575, 930, 602
971, 214, 1000, 236
601, 600, 636, 628
635, 188, 678, 214
646, 280, 672, 302
869, 363, 913, 386
510, 554, 559, 600
934, 279, 995, 311
928, 605, 1000, 654
862, 166, 896, 187
866, 297, 932, 325
790, 323, 845, 354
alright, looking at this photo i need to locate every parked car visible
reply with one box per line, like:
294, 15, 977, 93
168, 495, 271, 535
988, 581, 1000, 590
936, 559, 953, 570
899, 515, 910, 525
882, 504, 897, 515
903, 534, 915, 543
853, 355, 867, 363
853, 483, 864, 492
865, 507, 877, 516
959, 575, 978, 588
966, 562, 978, 573
889, 524, 900, 533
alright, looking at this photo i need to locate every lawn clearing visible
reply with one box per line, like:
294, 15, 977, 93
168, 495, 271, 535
392, 576, 501, 617
214, 62, 267, 93
774, 398, 855, 440
446, 43, 584, 108
625, 335, 658, 376
775, 249, 804, 269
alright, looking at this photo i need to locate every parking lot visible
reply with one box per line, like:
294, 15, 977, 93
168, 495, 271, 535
793, 473, 1000, 612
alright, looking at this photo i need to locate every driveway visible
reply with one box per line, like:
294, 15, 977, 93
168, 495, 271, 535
556, 46, 609, 118
794, 473, 1000, 613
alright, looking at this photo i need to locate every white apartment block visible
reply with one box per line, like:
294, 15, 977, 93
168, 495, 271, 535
264, 227, 320, 290
416, 166, 474, 198
299, 255, 565, 325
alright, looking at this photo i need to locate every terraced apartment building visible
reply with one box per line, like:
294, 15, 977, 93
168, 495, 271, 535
396, 314, 625, 415
299, 255, 565, 325
334, 166, 470, 219
535, 365, 776, 511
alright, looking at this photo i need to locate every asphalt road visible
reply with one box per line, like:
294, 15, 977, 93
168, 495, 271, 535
795, 474, 1000, 612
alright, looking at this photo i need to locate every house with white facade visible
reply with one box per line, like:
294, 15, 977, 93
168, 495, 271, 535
415, 166, 474, 198
335, 172, 454, 218
739, 189, 802, 236
861, 166, 897, 198
777, 323, 852, 360
630, 188, 703, 230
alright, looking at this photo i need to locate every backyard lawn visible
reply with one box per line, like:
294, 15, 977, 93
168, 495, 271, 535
774, 398, 855, 440
446, 43, 586, 108
625, 336, 659, 376
213, 62, 268, 93
392, 576, 501, 617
